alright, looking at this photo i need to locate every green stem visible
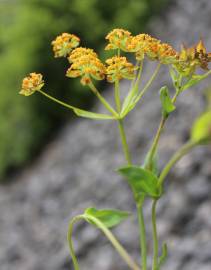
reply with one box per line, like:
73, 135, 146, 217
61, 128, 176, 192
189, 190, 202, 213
152, 200, 158, 270
158, 140, 197, 187
146, 88, 180, 170
135, 61, 144, 87
135, 63, 161, 103
118, 119, 132, 165
146, 116, 166, 170
88, 82, 118, 117
38, 90, 75, 111
86, 215, 141, 270
67, 215, 84, 270
137, 203, 147, 270
115, 79, 121, 113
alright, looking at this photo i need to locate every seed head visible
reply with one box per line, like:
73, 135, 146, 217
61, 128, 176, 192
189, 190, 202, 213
175, 39, 211, 76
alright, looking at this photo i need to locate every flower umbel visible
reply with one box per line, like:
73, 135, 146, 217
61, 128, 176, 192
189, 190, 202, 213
106, 56, 136, 82
52, 33, 80, 57
20, 73, 44, 96
66, 49, 106, 85
68, 47, 98, 63
105, 28, 132, 52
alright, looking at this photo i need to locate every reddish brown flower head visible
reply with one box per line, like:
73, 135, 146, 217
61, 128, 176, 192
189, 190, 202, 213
175, 39, 211, 76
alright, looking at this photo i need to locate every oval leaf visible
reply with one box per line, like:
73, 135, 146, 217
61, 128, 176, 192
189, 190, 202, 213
85, 208, 130, 228
118, 166, 161, 198
191, 111, 211, 143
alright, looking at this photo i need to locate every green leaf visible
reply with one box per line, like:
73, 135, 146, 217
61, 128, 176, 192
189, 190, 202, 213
118, 166, 161, 198
182, 70, 211, 91
159, 86, 176, 117
73, 108, 114, 120
84, 208, 130, 228
191, 111, 211, 144
158, 243, 168, 268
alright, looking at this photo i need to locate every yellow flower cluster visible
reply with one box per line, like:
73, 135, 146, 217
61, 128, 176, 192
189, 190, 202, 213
20, 73, 44, 96
175, 40, 211, 76
66, 47, 106, 85
105, 28, 132, 52
68, 47, 98, 63
52, 33, 80, 57
21, 31, 211, 97
106, 56, 136, 82
105, 29, 177, 64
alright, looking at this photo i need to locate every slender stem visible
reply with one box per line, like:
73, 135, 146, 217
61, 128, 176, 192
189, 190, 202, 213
86, 215, 141, 270
135, 63, 161, 103
121, 61, 144, 115
88, 82, 118, 117
115, 79, 121, 112
38, 90, 75, 111
135, 61, 144, 87
67, 216, 84, 270
137, 204, 147, 270
158, 140, 197, 187
146, 116, 166, 170
129, 60, 141, 91
152, 200, 158, 270
146, 88, 180, 170
118, 119, 132, 165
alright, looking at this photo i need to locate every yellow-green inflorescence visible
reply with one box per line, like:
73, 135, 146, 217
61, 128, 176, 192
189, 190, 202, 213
20, 28, 211, 94
20, 72, 44, 96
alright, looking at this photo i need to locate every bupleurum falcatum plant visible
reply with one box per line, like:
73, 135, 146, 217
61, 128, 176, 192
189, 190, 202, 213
20, 29, 211, 270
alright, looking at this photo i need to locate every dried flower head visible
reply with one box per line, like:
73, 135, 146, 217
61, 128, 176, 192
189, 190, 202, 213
68, 47, 98, 63
52, 33, 80, 58
175, 39, 211, 76
106, 56, 136, 82
20, 73, 44, 96
66, 51, 106, 86
105, 28, 132, 52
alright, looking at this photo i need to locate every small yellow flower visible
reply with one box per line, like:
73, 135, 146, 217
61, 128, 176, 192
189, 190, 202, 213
144, 39, 177, 64
157, 43, 178, 64
66, 52, 106, 86
126, 34, 157, 60
105, 28, 132, 52
106, 56, 136, 82
52, 33, 80, 57
20, 73, 44, 96
68, 47, 98, 63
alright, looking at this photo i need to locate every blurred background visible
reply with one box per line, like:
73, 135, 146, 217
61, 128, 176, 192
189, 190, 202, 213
0, 0, 211, 270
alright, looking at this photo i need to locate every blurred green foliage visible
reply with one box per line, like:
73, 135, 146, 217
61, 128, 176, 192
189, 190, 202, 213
0, 0, 167, 178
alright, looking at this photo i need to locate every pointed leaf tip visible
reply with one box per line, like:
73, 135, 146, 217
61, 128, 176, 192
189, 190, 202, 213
118, 166, 161, 198
85, 208, 130, 228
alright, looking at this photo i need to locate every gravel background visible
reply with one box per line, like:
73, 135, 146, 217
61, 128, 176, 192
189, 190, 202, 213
0, 0, 211, 269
